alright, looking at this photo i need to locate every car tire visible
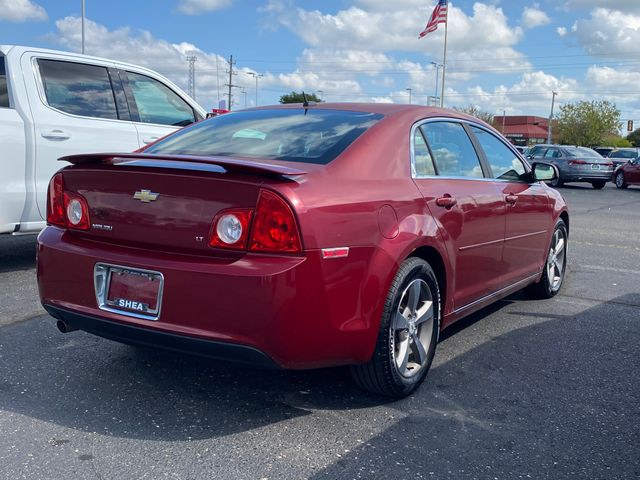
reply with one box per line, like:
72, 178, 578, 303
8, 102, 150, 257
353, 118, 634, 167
350, 257, 440, 398
549, 177, 564, 188
591, 181, 606, 189
526, 219, 568, 299
615, 171, 628, 189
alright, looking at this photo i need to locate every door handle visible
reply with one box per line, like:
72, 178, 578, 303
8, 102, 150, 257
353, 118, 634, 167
143, 136, 160, 144
505, 194, 518, 204
436, 195, 457, 208
41, 129, 71, 140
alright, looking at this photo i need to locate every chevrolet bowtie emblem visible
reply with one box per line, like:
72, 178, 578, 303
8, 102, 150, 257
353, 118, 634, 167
133, 189, 159, 203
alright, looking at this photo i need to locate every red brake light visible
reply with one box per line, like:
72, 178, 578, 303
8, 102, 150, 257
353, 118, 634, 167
209, 209, 253, 249
249, 190, 302, 253
63, 191, 91, 230
47, 173, 66, 227
568, 159, 587, 165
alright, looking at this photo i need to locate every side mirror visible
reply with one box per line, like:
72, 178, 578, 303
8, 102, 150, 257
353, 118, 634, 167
531, 162, 557, 182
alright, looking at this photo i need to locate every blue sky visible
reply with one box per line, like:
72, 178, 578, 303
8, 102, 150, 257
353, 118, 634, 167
2, 0, 640, 126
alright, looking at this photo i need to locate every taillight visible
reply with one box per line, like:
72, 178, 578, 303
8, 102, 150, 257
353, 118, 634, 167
46, 173, 65, 227
46, 173, 90, 230
209, 209, 253, 249
568, 159, 587, 165
63, 192, 91, 230
249, 190, 302, 253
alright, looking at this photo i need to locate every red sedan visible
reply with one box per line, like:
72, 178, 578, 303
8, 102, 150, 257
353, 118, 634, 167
614, 157, 640, 189
37, 104, 569, 397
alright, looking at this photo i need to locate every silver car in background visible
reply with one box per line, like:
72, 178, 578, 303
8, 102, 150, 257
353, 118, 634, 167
527, 144, 614, 189
607, 148, 640, 169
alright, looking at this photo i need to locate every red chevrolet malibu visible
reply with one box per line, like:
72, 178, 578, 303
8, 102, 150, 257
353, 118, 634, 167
37, 104, 568, 397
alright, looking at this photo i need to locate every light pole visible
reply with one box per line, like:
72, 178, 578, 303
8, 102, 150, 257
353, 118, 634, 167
248, 72, 263, 106
317, 90, 324, 102
406, 88, 412, 105
547, 90, 557, 144
81, 0, 86, 54
241, 88, 247, 109
430, 62, 442, 106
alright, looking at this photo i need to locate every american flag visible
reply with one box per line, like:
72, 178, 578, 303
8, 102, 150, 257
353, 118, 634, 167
419, 0, 448, 38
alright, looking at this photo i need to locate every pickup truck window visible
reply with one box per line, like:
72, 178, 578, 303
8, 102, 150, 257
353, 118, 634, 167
39, 59, 118, 120
0, 56, 8, 108
125, 71, 195, 127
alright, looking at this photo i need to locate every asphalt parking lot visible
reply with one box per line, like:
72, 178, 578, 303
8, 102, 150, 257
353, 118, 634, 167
0, 184, 638, 480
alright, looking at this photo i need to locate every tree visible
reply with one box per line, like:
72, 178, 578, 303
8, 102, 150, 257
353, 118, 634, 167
626, 128, 640, 147
556, 100, 620, 146
452, 104, 495, 126
279, 91, 322, 104
601, 134, 632, 148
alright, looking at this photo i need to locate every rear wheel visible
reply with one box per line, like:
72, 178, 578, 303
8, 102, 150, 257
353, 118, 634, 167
591, 180, 606, 189
350, 257, 440, 398
615, 171, 628, 189
526, 219, 568, 299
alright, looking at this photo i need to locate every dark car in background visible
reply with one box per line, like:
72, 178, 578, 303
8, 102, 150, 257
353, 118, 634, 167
527, 144, 614, 189
594, 146, 615, 158
614, 156, 640, 189
607, 148, 640, 169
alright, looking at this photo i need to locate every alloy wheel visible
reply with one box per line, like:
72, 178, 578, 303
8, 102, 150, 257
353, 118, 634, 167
391, 279, 434, 378
546, 228, 567, 292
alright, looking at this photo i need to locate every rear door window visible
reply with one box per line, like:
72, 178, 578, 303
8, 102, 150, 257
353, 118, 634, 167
125, 71, 196, 126
413, 128, 436, 176
420, 121, 485, 178
0, 56, 8, 108
38, 59, 118, 120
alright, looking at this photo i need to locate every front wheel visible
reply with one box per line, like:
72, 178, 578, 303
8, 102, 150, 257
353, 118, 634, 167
526, 219, 568, 299
350, 257, 440, 398
591, 180, 606, 189
615, 171, 628, 189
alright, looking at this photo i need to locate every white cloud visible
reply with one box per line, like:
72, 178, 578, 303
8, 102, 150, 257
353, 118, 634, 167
521, 7, 551, 29
557, 26, 567, 37
563, 0, 640, 14
0, 0, 47, 22
177, 0, 232, 15
561, 8, 640, 57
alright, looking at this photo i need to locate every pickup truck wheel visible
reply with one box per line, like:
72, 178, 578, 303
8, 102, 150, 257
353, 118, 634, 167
591, 181, 606, 189
615, 172, 628, 189
350, 257, 440, 398
526, 219, 568, 299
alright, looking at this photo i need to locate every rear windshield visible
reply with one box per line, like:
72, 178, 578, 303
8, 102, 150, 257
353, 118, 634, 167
610, 150, 638, 159
563, 146, 601, 158
145, 108, 383, 164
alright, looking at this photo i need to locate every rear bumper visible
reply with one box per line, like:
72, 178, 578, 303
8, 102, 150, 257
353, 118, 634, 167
37, 227, 388, 369
560, 171, 613, 182
44, 304, 280, 369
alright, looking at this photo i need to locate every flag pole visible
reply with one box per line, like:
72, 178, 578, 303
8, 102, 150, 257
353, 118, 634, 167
440, 4, 449, 108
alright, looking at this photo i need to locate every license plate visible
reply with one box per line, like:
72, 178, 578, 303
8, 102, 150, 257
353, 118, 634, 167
94, 264, 164, 320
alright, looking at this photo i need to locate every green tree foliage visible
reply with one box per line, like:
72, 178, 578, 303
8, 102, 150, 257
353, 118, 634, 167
626, 128, 640, 147
452, 104, 495, 126
556, 100, 620, 146
601, 134, 632, 148
279, 91, 322, 104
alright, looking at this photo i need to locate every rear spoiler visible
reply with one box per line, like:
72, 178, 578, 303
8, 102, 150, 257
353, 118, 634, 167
59, 153, 308, 177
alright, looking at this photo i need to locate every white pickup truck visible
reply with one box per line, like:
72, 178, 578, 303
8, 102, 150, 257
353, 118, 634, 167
0, 45, 206, 234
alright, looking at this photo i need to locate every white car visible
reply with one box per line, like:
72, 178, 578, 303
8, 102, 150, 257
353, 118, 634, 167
0, 45, 206, 234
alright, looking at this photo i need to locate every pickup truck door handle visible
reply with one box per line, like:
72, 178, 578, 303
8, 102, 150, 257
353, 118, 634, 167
505, 194, 518, 205
143, 136, 160, 144
436, 195, 457, 208
41, 129, 71, 140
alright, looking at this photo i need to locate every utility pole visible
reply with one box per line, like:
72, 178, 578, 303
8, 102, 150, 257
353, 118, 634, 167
225, 55, 239, 110
406, 88, 412, 105
547, 90, 557, 144
186, 55, 197, 100
248, 72, 263, 106
430, 62, 442, 106
502, 109, 506, 134
241, 87, 247, 109
81, 0, 86, 54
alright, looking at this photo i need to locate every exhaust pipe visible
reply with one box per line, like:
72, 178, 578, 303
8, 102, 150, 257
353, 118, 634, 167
56, 320, 78, 333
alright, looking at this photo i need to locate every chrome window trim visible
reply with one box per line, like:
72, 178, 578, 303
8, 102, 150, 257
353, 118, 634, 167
410, 116, 533, 182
